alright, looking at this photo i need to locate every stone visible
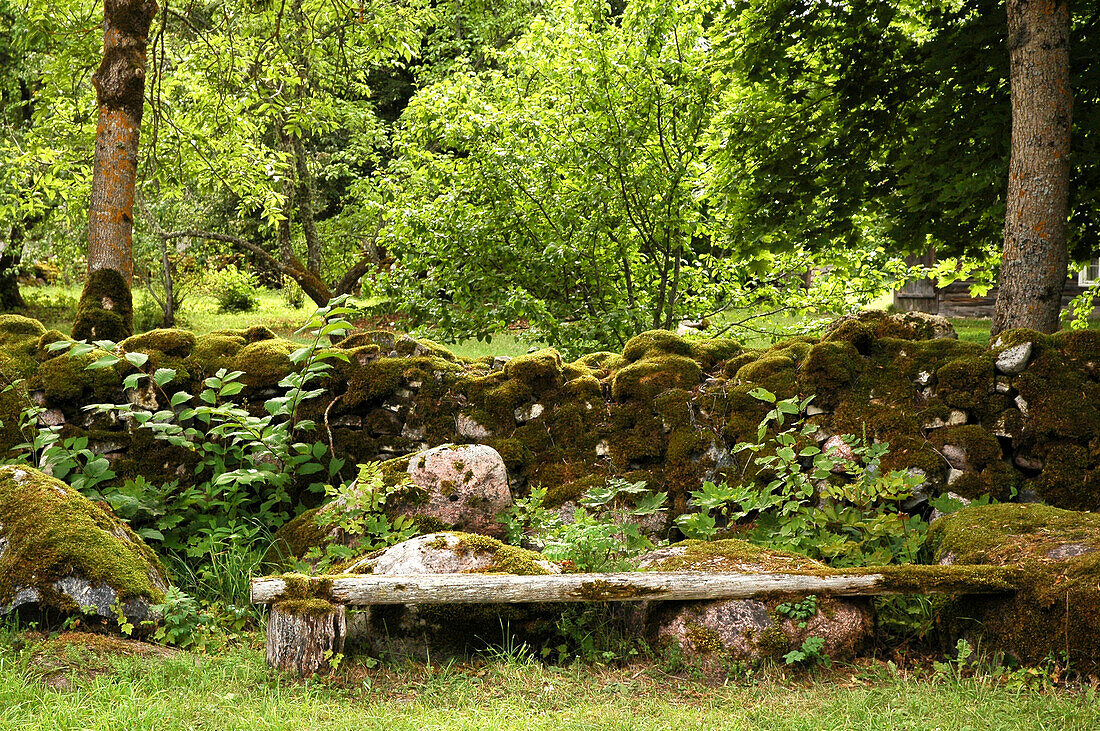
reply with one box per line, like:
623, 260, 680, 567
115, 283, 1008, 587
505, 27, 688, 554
947, 410, 967, 426
941, 444, 971, 472
632, 540, 871, 671
994, 342, 1033, 376
1014, 394, 1029, 417
455, 413, 491, 440
401, 444, 514, 538
341, 532, 559, 661
915, 370, 933, 386
514, 403, 544, 423
491, 355, 512, 371
929, 504, 1100, 672
0, 466, 170, 632
823, 435, 856, 473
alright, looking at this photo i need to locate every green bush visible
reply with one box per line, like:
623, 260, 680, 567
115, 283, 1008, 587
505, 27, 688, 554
209, 265, 259, 313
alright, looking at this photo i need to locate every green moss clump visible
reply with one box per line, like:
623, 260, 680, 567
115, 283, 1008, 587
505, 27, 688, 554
798, 341, 863, 406
611, 355, 702, 402
186, 333, 246, 376
244, 325, 276, 343
734, 355, 796, 394
928, 503, 1100, 672
1052, 328, 1100, 363
688, 338, 743, 371
1033, 444, 1100, 512
573, 351, 625, 371
934, 356, 995, 413
120, 329, 197, 358
35, 330, 67, 362
31, 351, 120, 407
622, 330, 693, 363
273, 598, 338, 618
71, 269, 134, 342
0, 465, 167, 613
640, 539, 824, 573
449, 532, 556, 576
504, 349, 564, 391
232, 339, 297, 389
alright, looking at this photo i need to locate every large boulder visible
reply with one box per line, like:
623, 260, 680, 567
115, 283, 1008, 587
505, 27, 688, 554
0, 466, 169, 632
276, 444, 514, 562
343, 532, 561, 660
632, 540, 872, 670
930, 503, 1100, 672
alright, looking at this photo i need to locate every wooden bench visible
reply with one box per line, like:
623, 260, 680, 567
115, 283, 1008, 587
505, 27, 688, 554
250, 565, 1020, 675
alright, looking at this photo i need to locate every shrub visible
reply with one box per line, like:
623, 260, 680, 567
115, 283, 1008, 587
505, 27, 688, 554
210, 265, 259, 313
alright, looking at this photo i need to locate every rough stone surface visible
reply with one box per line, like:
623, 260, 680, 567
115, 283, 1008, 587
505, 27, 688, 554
631, 540, 871, 670
995, 342, 1033, 375
341, 532, 560, 661
400, 444, 514, 538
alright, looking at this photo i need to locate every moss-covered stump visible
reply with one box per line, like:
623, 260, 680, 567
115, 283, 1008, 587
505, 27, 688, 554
0, 466, 169, 632
633, 540, 872, 670
339, 532, 563, 661
930, 503, 1100, 672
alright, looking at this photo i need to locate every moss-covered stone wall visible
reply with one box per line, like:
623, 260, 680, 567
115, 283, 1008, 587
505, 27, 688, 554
0, 310, 1097, 523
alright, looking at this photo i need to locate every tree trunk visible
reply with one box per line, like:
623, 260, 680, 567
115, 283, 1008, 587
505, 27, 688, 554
0, 224, 26, 311
991, 0, 1072, 337
294, 137, 322, 277
266, 601, 346, 676
73, 0, 157, 341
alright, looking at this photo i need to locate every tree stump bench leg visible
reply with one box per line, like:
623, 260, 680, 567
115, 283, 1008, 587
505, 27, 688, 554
266, 601, 347, 676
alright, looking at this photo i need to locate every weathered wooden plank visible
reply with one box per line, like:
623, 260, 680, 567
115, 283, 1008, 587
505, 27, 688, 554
251, 565, 1020, 606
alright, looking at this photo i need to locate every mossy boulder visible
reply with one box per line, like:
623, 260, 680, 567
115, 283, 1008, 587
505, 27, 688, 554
633, 540, 871, 670
611, 355, 702, 402
0, 465, 169, 632
341, 532, 561, 661
930, 503, 1100, 672
825, 310, 957, 342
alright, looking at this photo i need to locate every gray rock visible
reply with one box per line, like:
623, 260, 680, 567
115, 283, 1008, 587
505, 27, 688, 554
400, 444, 514, 538
995, 342, 1033, 376
514, 403, 545, 423
455, 413, 491, 440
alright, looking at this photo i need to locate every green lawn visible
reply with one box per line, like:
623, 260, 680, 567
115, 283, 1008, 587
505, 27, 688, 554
0, 634, 1095, 731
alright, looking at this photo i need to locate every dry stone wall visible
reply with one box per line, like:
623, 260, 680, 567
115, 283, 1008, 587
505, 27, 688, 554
1, 310, 1098, 532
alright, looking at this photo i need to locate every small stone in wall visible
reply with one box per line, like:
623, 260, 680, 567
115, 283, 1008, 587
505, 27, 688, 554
456, 413, 491, 440
947, 410, 967, 426
514, 403, 544, 423
915, 370, 933, 386
994, 342, 1032, 376
596, 440, 610, 457
492, 356, 512, 371
1014, 394, 1029, 417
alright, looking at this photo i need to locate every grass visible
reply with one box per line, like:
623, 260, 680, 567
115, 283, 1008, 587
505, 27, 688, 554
0, 633, 1095, 730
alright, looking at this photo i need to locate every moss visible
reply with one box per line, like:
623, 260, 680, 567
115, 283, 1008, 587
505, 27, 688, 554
504, 349, 564, 391
273, 598, 338, 618
449, 532, 556, 576
396, 336, 459, 362
243, 325, 276, 343
622, 330, 693, 363
934, 356, 995, 413
574, 579, 667, 601
232, 339, 297, 389
688, 338, 743, 371
573, 351, 625, 371
1032, 444, 1100, 512
611, 355, 702, 402
186, 333, 246, 376
685, 622, 726, 654
1052, 328, 1100, 363
344, 356, 459, 407
120, 329, 197, 358
0, 465, 167, 612
31, 350, 120, 408
927, 503, 1100, 671
641, 539, 824, 573
35, 329, 67, 362
734, 355, 796, 394
71, 269, 134, 342
723, 350, 762, 378
824, 319, 874, 353
798, 341, 864, 406
561, 374, 602, 401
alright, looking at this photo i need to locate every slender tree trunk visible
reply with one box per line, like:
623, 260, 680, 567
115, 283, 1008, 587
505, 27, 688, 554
73, 0, 157, 341
0, 224, 26, 311
991, 0, 1072, 337
294, 137, 322, 276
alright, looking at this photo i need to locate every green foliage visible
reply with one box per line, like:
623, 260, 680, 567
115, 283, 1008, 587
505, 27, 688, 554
147, 587, 214, 650
304, 461, 418, 570
776, 595, 818, 629
677, 388, 927, 567
207, 266, 260, 314
501, 478, 666, 572
783, 636, 828, 668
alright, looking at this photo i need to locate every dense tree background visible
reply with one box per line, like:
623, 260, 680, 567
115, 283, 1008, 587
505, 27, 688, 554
1, 0, 1097, 350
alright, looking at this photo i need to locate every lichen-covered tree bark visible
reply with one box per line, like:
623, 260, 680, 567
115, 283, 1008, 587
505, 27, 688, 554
991, 0, 1072, 336
72, 0, 158, 341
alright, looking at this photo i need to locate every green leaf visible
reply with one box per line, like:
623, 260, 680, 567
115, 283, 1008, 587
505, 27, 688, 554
153, 368, 177, 386
86, 355, 120, 370
124, 352, 149, 367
